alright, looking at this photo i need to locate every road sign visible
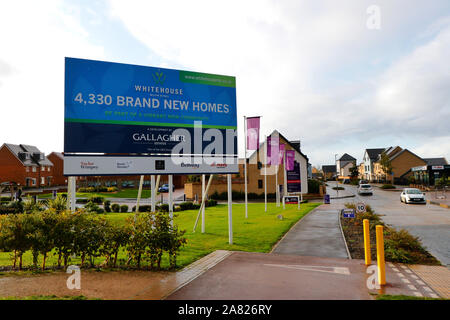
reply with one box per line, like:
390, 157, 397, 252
341, 208, 355, 218
324, 194, 330, 204
356, 202, 366, 213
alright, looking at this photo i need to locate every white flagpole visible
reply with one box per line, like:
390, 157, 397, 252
193, 174, 214, 232
264, 134, 267, 212
201, 174, 206, 233
276, 164, 279, 207
284, 161, 287, 209
244, 116, 248, 219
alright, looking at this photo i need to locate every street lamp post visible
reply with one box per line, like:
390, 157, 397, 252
335, 154, 339, 198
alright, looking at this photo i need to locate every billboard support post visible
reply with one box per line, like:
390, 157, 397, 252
151, 175, 156, 212
227, 173, 233, 245
67, 176, 76, 212
193, 174, 214, 232
136, 175, 144, 213
201, 174, 206, 233
169, 175, 173, 226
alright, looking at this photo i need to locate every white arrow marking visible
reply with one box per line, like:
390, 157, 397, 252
263, 264, 350, 275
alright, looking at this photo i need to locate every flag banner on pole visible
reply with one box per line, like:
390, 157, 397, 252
278, 144, 285, 166
267, 135, 279, 165
285, 150, 295, 171
246, 117, 260, 150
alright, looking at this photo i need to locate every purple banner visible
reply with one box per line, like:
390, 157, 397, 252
285, 150, 295, 171
246, 117, 260, 150
267, 135, 279, 165
278, 144, 285, 166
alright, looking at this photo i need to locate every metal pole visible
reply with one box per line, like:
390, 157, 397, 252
244, 116, 248, 218
335, 154, 339, 198
376, 225, 386, 285
284, 159, 287, 210
276, 165, 279, 207
264, 135, 267, 212
168, 175, 173, 226
227, 173, 233, 245
201, 174, 206, 233
151, 175, 156, 212
67, 176, 76, 212
136, 175, 144, 213
193, 174, 214, 232
363, 219, 371, 266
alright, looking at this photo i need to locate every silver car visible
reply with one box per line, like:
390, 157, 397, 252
400, 188, 426, 204
358, 184, 373, 195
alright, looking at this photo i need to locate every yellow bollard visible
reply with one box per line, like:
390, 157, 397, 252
376, 225, 386, 285
363, 219, 371, 266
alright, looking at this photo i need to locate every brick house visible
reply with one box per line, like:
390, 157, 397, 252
184, 130, 310, 199
47, 152, 66, 186
0, 143, 54, 187
373, 146, 426, 184
336, 153, 356, 179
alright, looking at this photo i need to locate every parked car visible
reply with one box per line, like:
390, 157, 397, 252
359, 180, 368, 186
342, 179, 350, 184
358, 184, 373, 195
158, 184, 175, 193
400, 188, 426, 204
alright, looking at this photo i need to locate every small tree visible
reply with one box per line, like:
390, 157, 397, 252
349, 163, 359, 180
379, 152, 393, 182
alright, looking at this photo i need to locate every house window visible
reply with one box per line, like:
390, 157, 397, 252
32, 178, 36, 186
41, 177, 45, 185
32, 167, 37, 172
258, 179, 263, 189
42, 166, 45, 171
26, 166, 29, 172
48, 167, 51, 172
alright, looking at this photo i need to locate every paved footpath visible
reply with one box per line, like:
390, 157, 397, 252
271, 203, 349, 258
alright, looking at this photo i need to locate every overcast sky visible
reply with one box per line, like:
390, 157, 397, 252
0, 0, 449, 168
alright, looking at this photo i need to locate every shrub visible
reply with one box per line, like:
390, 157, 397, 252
206, 199, 217, 207
88, 196, 105, 204
111, 204, 120, 213
159, 204, 169, 212
381, 184, 396, 189
104, 200, 111, 213
84, 201, 104, 214
179, 202, 200, 211
308, 179, 321, 194
132, 205, 152, 213
120, 205, 129, 213
107, 187, 119, 192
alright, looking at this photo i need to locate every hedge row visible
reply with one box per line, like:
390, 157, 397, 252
210, 191, 276, 200
0, 209, 186, 271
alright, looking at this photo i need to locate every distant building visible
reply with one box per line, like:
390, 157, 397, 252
362, 148, 385, 181
47, 152, 66, 186
411, 157, 449, 186
336, 153, 356, 179
0, 143, 53, 187
372, 147, 426, 184
322, 165, 336, 180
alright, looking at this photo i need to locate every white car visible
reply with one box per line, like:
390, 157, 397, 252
358, 184, 373, 195
400, 188, 426, 204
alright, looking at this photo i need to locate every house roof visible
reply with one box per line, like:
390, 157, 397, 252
338, 153, 356, 161
389, 148, 423, 162
248, 130, 309, 162
49, 152, 64, 160
1, 143, 53, 166
365, 148, 386, 160
322, 165, 336, 173
423, 158, 448, 166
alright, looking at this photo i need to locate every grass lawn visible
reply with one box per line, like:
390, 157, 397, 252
0, 202, 320, 271
37, 189, 153, 199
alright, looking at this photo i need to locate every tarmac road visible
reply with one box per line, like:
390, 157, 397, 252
328, 185, 450, 266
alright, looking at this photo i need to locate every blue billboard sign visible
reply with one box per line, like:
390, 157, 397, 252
341, 208, 355, 218
64, 58, 237, 155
